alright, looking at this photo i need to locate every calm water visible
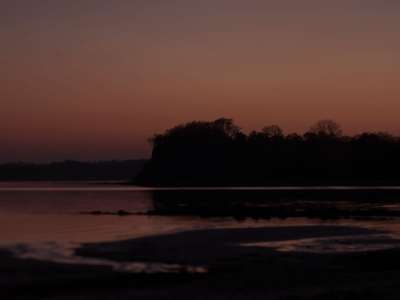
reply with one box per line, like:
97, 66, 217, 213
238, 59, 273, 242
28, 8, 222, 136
2, 181, 400, 243
2, 181, 400, 272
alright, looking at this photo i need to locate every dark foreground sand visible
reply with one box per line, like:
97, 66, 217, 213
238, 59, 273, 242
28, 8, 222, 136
3, 225, 400, 299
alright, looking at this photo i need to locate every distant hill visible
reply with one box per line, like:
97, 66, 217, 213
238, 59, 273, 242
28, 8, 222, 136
0, 159, 147, 181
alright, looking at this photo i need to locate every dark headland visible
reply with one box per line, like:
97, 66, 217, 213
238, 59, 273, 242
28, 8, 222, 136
132, 118, 400, 187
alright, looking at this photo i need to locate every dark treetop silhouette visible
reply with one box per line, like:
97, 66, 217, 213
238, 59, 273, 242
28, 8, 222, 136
133, 118, 400, 186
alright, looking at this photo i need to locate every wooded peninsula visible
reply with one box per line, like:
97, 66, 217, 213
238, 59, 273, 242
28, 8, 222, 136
133, 118, 400, 186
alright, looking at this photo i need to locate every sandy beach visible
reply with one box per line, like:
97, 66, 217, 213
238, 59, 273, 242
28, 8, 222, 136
3, 225, 400, 299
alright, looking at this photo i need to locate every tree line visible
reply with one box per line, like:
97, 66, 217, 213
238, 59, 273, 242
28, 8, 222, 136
135, 118, 400, 185
0, 160, 147, 181
147, 118, 379, 146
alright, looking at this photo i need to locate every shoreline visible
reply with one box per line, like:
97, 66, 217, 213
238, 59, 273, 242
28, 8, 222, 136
74, 225, 387, 266
3, 225, 400, 299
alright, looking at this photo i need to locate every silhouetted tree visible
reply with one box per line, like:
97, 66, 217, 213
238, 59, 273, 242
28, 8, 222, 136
262, 125, 284, 141
233, 131, 246, 144
147, 133, 164, 148
285, 133, 303, 142
308, 120, 343, 165
147, 118, 242, 149
247, 130, 266, 145
303, 132, 318, 141
213, 118, 242, 138
309, 119, 343, 140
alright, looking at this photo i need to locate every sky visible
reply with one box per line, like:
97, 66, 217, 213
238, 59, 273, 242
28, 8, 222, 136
1, 0, 400, 163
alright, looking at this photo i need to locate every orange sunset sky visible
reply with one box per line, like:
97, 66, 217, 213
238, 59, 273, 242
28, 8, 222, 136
1, 0, 400, 163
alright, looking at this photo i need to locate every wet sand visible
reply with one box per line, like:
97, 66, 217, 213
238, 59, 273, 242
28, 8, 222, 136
3, 225, 400, 299
75, 225, 385, 266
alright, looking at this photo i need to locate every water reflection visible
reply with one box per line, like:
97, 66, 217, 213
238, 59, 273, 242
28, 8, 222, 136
2, 183, 400, 273
148, 189, 400, 220
242, 233, 400, 253
0, 189, 154, 214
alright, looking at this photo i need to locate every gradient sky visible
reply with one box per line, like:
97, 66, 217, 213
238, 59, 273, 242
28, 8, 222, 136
1, 0, 400, 163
